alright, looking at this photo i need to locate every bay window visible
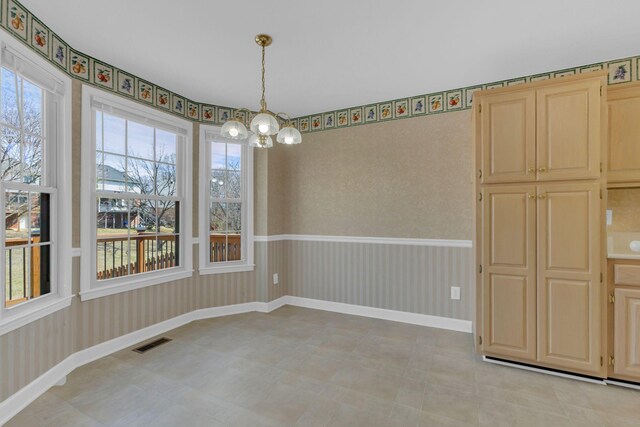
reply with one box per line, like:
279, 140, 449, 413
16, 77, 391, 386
0, 36, 72, 334
81, 86, 192, 300
199, 125, 253, 274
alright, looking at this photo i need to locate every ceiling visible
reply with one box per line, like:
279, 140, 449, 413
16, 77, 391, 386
21, 0, 640, 117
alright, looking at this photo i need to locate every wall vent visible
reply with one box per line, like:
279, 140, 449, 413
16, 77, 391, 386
133, 337, 172, 354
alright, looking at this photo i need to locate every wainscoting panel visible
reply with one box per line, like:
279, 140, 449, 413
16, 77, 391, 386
287, 239, 474, 321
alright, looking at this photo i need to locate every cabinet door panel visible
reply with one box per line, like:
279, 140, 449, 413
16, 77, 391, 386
482, 185, 536, 360
481, 91, 536, 183
614, 288, 640, 380
537, 81, 601, 181
537, 183, 602, 375
608, 85, 640, 183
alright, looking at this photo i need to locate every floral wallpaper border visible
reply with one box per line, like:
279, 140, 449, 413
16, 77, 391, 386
294, 56, 639, 134
2, 0, 640, 134
1, 0, 233, 124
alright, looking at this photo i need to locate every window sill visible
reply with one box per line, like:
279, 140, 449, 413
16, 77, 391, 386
199, 264, 255, 275
0, 295, 73, 336
80, 269, 194, 301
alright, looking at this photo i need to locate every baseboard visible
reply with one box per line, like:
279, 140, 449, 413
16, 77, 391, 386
0, 301, 261, 426
283, 296, 473, 333
0, 296, 469, 425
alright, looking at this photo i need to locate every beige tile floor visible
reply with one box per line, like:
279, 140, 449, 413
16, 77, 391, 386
7, 306, 640, 426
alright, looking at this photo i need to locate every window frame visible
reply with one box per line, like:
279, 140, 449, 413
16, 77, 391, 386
0, 34, 72, 335
80, 85, 192, 301
199, 125, 254, 275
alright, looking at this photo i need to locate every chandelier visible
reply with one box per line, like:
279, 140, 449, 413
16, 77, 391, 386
220, 34, 302, 147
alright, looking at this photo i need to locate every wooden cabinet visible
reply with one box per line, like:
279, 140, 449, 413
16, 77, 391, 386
478, 73, 604, 184
608, 83, 640, 184
610, 260, 640, 382
481, 185, 537, 360
475, 72, 607, 378
614, 287, 640, 380
536, 183, 602, 374
480, 92, 536, 183
537, 80, 602, 181
480, 183, 602, 375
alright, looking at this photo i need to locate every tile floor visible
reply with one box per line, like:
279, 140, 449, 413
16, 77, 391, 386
7, 306, 640, 426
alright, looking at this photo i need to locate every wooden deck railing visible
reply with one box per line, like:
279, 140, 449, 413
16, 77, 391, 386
5, 237, 41, 307
5, 233, 243, 307
96, 233, 178, 280
95, 233, 241, 280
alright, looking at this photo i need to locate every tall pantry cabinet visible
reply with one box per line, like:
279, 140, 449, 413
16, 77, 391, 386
474, 71, 608, 377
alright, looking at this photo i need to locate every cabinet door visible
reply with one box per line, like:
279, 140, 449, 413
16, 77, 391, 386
536, 80, 601, 181
537, 183, 602, 375
482, 185, 537, 360
608, 85, 640, 183
614, 288, 640, 380
480, 91, 536, 183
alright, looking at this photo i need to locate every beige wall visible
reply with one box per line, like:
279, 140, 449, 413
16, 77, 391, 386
1, 85, 477, 405
277, 111, 474, 240
608, 188, 640, 232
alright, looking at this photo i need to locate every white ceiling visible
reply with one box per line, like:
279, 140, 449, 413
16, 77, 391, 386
21, 0, 640, 117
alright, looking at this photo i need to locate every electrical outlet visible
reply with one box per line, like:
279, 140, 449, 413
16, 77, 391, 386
273, 273, 279, 285
451, 286, 461, 300
606, 210, 613, 226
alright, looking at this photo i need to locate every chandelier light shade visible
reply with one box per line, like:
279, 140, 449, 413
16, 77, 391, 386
220, 118, 249, 140
222, 34, 301, 148
276, 125, 302, 145
250, 113, 279, 136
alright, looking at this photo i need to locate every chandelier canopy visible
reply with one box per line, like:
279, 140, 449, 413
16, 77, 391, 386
220, 34, 302, 147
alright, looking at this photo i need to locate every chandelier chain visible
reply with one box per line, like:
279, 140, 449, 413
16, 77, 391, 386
260, 45, 266, 111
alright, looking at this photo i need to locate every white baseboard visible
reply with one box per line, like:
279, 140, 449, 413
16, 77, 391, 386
0, 301, 261, 426
0, 296, 468, 425
283, 296, 473, 333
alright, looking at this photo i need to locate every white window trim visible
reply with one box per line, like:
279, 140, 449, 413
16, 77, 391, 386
80, 85, 193, 301
0, 31, 73, 336
199, 125, 254, 275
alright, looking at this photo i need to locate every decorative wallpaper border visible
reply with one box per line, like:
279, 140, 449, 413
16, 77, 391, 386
293, 56, 639, 134
1, 0, 233, 125
2, 0, 640, 134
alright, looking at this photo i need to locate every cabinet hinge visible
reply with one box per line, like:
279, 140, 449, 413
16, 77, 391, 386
600, 162, 603, 173
609, 356, 615, 366
478, 169, 482, 179
600, 86, 603, 96
600, 189, 603, 200
600, 356, 603, 366
479, 336, 483, 345
479, 264, 483, 274
600, 273, 603, 283
609, 292, 615, 304
479, 192, 483, 202
478, 104, 482, 113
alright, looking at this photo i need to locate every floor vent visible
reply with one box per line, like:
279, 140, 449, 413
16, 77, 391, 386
133, 337, 172, 354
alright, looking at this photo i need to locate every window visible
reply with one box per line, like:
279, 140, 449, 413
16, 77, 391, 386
199, 126, 253, 274
81, 86, 192, 300
0, 37, 72, 333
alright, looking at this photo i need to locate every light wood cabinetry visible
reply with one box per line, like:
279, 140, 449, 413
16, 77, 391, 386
614, 287, 640, 380
537, 183, 602, 374
609, 258, 640, 383
479, 74, 603, 184
474, 71, 607, 378
608, 83, 640, 184
536, 80, 602, 181
480, 92, 536, 183
481, 185, 537, 360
